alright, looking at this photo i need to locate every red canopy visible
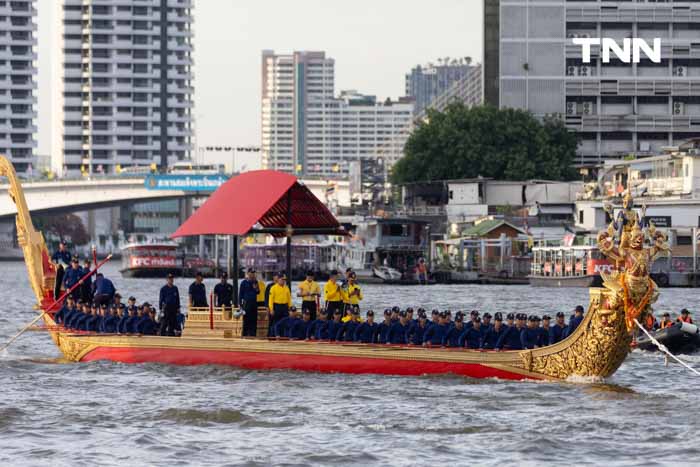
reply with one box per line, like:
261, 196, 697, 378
171, 170, 345, 238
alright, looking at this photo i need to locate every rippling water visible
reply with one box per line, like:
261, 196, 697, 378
1, 261, 700, 466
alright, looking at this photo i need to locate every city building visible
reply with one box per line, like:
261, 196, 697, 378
494, 0, 700, 166
0, 0, 37, 174
261, 50, 413, 178
405, 59, 474, 115
51, 0, 195, 176
414, 64, 483, 120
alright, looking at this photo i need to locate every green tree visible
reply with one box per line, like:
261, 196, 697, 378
391, 104, 578, 184
34, 213, 90, 246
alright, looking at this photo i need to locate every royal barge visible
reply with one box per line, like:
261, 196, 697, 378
1, 157, 669, 381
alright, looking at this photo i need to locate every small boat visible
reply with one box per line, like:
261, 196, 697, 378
372, 265, 402, 281
529, 245, 611, 287
120, 242, 216, 278
636, 322, 700, 354
0, 160, 672, 381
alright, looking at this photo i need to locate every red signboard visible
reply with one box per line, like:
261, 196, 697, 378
587, 258, 613, 275
130, 256, 178, 269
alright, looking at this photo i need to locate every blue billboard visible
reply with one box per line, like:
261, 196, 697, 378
144, 174, 229, 192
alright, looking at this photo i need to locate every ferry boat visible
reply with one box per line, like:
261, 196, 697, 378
0, 158, 668, 381
529, 245, 613, 287
120, 242, 216, 278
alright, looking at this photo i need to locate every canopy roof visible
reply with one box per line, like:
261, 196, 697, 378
172, 170, 345, 238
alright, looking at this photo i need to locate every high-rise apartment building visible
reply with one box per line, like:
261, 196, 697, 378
261, 50, 413, 178
405, 60, 474, 115
414, 64, 483, 120
496, 0, 700, 166
0, 0, 37, 173
52, 0, 194, 176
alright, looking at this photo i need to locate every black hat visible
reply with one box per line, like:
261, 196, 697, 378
71, 257, 79, 263
195, 271, 203, 277
446, 310, 452, 316
494, 312, 503, 321
542, 315, 551, 321
439, 311, 447, 318
455, 311, 465, 319
345, 267, 353, 273
455, 316, 463, 323
128, 296, 136, 301
483, 312, 492, 319
221, 271, 228, 277
246, 268, 255, 273
575, 305, 584, 313
418, 311, 427, 319
383, 309, 391, 316
663, 312, 670, 317
474, 317, 481, 323
167, 273, 174, 279
114, 293, 121, 299
535, 316, 542, 322
417, 308, 425, 313
506, 313, 515, 320
431, 309, 439, 316
100, 303, 107, 309
528, 315, 537, 322
681, 308, 690, 315
556, 312, 565, 318
142, 302, 151, 308
406, 307, 414, 313
398, 310, 407, 317
302, 309, 310, 315
290, 306, 297, 312
330, 269, 338, 275
517, 313, 527, 320
306, 270, 314, 277
391, 306, 400, 313
352, 308, 360, 315
366, 310, 374, 317
470, 310, 479, 317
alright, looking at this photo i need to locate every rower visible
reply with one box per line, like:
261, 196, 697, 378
159, 274, 181, 336
444, 315, 466, 347
137, 305, 158, 335
540, 315, 551, 346
424, 311, 449, 347
93, 273, 116, 308
298, 270, 320, 321
520, 315, 541, 349
429, 309, 440, 328
337, 308, 361, 342
465, 310, 479, 330
481, 312, 506, 349
55, 296, 73, 325
482, 313, 492, 331
326, 310, 343, 342
310, 312, 329, 340
354, 310, 378, 343
101, 306, 119, 333
390, 306, 400, 323
324, 270, 345, 320
505, 313, 515, 328
68, 303, 88, 330
459, 317, 483, 349
678, 309, 694, 324
127, 306, 143, 334
214, 271, 234, 310
407, 310, 429, 345
239, 268, 260, 337
387, 310, 410, 344
495, 313, 526, 350
659, 312, 674, 329
550, 312, 567, 344
376, 309, 393, 344
112, 293, 126, 315
565, 305, 585, 337
289, 309, 312, 340
274, 306, 299, 338
118, 305, 134, 334
51, 241, 72, 299
268, 273, 292, 334
127, 296, 138, 314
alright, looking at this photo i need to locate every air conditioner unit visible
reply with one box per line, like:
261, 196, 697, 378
673, 101, 684, 115
566, 101, 577, 115
579, 66, 590, 77
566, 65, 577, 76
582, 102, 594, 115
578, 33, 591, 39
673, 66, 687, 77
567, 33, 577, 39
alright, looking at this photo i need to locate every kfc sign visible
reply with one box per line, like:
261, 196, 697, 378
130, 256, 178, 268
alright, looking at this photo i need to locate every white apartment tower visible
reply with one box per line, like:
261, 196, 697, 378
52, 0, 194, 176
261, 50, 413, 177
0, 0, 37, 173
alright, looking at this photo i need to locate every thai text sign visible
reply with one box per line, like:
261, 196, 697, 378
130, 256, 178, 268
145, 174, 229, 192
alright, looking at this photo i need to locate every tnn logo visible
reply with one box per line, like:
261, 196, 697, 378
572, 38, 661, 64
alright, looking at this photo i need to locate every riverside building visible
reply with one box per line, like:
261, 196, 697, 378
261, 50, 413, 178
51, 0, 195, 176
1, 0, 37, 174
490, 0, 700, 166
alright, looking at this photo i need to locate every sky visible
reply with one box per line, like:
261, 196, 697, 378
37, 0, 483, 165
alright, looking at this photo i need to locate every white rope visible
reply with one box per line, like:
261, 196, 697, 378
634, 318, 700, 377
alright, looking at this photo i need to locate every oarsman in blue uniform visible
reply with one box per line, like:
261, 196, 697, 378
539, 315, 551, 346
239, 268, 260, 337
505, 313, 515, 329
326, 310, 343, 341
465, 310, 479, 330
289, 310, 313, 340
481, 312, 506, 349
126, 296, 138, 315
407, 310, 430, 345
389, 307, 400, 324
424, 312, 450, 347
188, 272, 208, 308
136, 306, 158, 335
112, 294, 126, 315
65, 302, 86, 329
159, 274, 181, 336
405, 307, 414, 325
127, 306, 144, 334
52, 241, 72, 299
444, 315, 466, 347
376, 310, 393, 344
496, 313, 526, 350
63, 258, 83, 301
565, 306, 585, 337
274, 306, 299, 338
521, 315, 542, 350
101, 307, 119, 333
354, 310, 378, 343
481, 313, 492, 332
119, 306, 137, 334
54, 296, 75, 325
459, 317, 484, 349
429, 309, 440, 328
311, 313, 329, 340
444, 310, 453, 327
77, 305, 97, 331
337, 310, 361, 342
214, 272, 234, 309
93, 273, 116, 307
387, 310, 410, 344
549, 312, 567, 344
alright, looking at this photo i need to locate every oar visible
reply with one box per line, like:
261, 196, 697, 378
0, 254, 113, 353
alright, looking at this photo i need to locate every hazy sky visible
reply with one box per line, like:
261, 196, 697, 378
37, 0, 483, 158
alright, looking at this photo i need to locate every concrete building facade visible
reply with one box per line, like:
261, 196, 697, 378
405, 60, 474, 115
495, 0, 700, 166
0, 0, 37, 173
51, 0, 195, 176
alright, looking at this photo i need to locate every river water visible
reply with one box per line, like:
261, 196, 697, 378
1, 261, 700, 466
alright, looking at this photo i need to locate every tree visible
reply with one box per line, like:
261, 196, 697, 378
391, 104, 578, 184
34, 213, 90, 246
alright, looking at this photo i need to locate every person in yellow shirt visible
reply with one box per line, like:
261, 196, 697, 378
255, 274, 266, 308
268, 273, 292, 335
346, 272, 363, 314
298, 270, 321, 320
324, 269, 345, 320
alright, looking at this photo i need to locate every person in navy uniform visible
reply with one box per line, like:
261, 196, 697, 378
424, 311, 450, 347
407, 310, 430, 345
137, 305, 158, 335
550, 312, 567, 344
505, 313, 515, 328
459, 317, 484, 349
465, 310, 479, 330
188, 272, 208, 308
376, 309, 393, 344
101, 306, 119, 333
539, 315, 551, 346
565, 305, 585, 337
310, 312, 329, 340
126, 296, 138, 314
444, 315, 466, 347
54, 296, 74, 325
239, 268, 260, 337
481, 313, 492, 331
274, 306, 299, 338
387, 310, 410, 344
62, 258, 83, 301
214, 272, 234, 309
428, 309, 440, 328
65, 302, 85, 330
93, 273, 116, 307
289, 309, 313, 340
481, 312, 506, 349
354, 310, 378, 343
127, 306, 145, 334
337, 309, 361, 342
119, 306, 136, 334
159, 274, 181, 336
52, 241, 72, 299
496, 313, 526, 350
521, 315, 542, 349
112, 294, 126, 315
326, 310, 343, 342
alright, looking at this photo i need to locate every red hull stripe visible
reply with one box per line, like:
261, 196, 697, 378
81, 347, 538, 380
